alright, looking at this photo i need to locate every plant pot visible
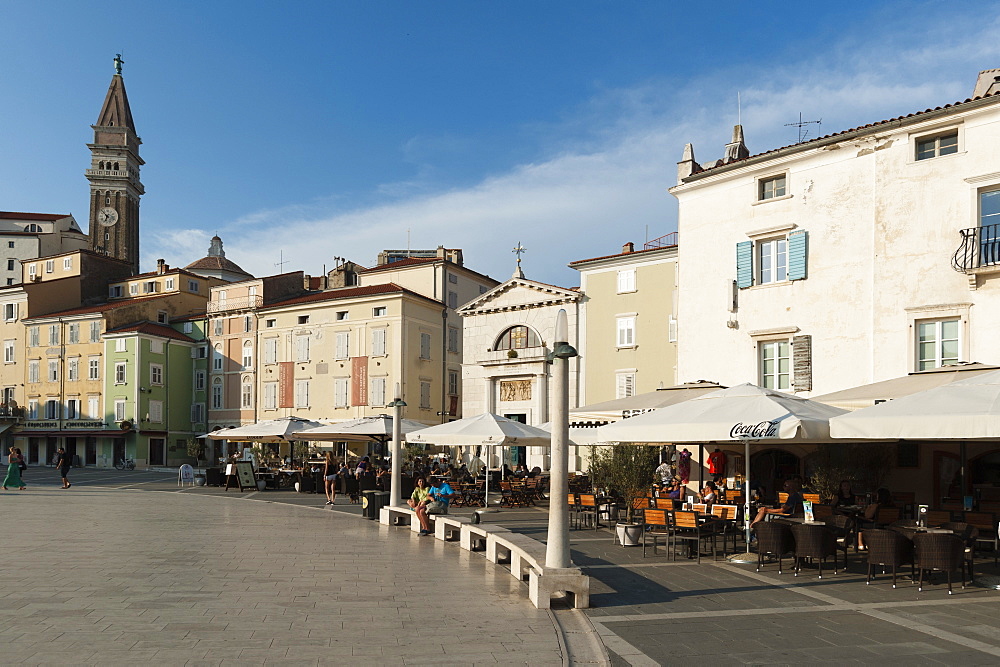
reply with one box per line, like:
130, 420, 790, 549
194, 476, 206, 487
257, 480, 266, 491
616, 522, 642, 547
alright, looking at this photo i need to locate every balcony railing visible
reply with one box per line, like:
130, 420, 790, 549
0, 405, 25, 420
644, 232, 678, 250
207, 295, 263, 313
953, 224, 1000, 273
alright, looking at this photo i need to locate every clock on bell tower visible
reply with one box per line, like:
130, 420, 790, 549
87, 54, 143, 275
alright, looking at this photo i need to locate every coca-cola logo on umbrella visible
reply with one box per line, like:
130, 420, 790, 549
730, 421, 779, 439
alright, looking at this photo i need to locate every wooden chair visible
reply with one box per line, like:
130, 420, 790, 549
654, 498, 674, 510
803, 493, 821, 505
577, 494, 599, 530
925, 510, 952, 527
670, 510, 717, 563
630, 497, 652, 523
642, 509, 670, 557
963, 511, 999, 564
567, 493, 581, 527
812, 503, 834, 520
778, 492, 789, 506
691, 503, 708, 513
710, 505, 740, 555
875, 507, 901, 527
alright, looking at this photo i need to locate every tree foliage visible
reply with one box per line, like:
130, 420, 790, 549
587, 444, 658, 522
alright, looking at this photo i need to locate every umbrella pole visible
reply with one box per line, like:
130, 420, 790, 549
481, 443, 498, 512
727, 437, 756, 563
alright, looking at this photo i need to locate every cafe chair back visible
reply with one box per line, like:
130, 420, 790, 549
754, 521, 794, 574
791, 523, 839, 579
913, 532, 966, 594
862, 528, 914, 588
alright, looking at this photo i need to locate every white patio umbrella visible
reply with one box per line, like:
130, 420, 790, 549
597, 383, 848, 556
297, 414, 429, 460
206, 416, 325, 442
407, 413, 551, 509
830, 369, 1000, 440
570, 381, 725, 424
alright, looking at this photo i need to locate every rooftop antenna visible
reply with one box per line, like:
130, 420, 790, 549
785, 112, 822, 143
275, 250, 289, 272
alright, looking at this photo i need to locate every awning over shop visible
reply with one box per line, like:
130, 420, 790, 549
14, 430, 127, 438
813, 362, 1000, 410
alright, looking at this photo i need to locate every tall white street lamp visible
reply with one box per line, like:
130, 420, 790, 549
545, 309, 577, 569
388, 383, 406, 508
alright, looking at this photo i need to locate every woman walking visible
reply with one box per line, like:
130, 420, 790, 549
323, 452, 337, 505
2, 446, 26, 490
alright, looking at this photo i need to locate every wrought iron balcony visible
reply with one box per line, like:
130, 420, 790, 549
207, 295, 263, 313
953, 224, 1000, 273
0, 405, 25, 420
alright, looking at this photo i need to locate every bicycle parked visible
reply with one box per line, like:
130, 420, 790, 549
114, 457, 136, 471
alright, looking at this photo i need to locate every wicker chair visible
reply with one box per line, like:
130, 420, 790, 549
913, 532, 966, 594
862, 528, 914, 588
791, 523, 839, 578
754, 521, 794, 574
825, 514, 856, 560
941, 522, 979, 584
963, 512, 998, 565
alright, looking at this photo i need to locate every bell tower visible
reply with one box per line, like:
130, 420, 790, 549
87, 54, 143, 274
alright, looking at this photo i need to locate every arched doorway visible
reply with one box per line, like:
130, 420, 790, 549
751, 448, 800, 501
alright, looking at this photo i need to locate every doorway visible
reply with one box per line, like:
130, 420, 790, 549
503, 413, 527, 468
750, 449, 800, 502
149, 438, 166, 467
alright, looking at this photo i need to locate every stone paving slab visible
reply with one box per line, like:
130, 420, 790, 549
0, 477, 566, 666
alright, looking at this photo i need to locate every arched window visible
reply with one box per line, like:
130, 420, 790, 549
113, 162, 119, 171
99, 161, 104, 170
494, 325, 541, 351
22, 224, 42, 233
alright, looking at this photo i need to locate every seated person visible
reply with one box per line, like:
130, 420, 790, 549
832, 479, 855, 508
426, 478, 456, 515
700, 481, 717, 505
528, 466, 542, 478
406, 477, 434, 535
665, 478, 683, 500
749, 480, 803, 530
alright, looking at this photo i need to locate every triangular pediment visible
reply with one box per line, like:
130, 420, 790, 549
96, 74, 136, 132
458, 278, 579, 316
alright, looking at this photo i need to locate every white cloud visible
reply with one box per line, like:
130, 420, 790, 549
145, 13, 1000, 286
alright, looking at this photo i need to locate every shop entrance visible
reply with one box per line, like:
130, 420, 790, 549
149, 438, 166, 466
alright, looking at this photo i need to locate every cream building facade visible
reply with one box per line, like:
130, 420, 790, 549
569, 240, 679, 405
458, 273, 581, 469
669, 69, 1000, 502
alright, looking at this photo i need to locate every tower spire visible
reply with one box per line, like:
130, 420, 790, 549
87, 57, 144, 274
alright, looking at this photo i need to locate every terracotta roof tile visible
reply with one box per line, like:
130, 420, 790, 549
0, 212, 70, 221
184, 255, 252, 276
262, 283, 436, 310
104, 321, 196, 342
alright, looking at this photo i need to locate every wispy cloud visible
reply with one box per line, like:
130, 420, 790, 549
146, 13, 1000, 285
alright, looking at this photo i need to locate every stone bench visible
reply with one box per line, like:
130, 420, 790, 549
460, 522, 509, 552
528, 566, 590, 610
380, 506, 589, 609
380, 505, 414, 527
486, 532, 546, 581
434, 515, 470, 541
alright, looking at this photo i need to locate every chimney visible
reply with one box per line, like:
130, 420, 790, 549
677, 143, 700, 182
156, 259, 166, 274
724, 125, 750, 162
973, 69, 1000, 98
622, 242, 635, 254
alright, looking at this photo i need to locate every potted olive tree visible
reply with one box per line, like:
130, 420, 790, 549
588, 443, 658, 546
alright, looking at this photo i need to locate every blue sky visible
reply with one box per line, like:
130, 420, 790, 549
2, 1, 999, 286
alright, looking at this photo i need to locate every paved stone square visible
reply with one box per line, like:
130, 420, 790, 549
13, 468, 1000, 666
0, 470, 568, 665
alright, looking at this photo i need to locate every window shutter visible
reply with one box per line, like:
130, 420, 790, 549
736, 241, 754, 288
792, 334, 812, 392
667, 316, 678, 343
788, 230, 808, 281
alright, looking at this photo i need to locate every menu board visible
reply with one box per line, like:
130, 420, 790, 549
235, 461, 256, 489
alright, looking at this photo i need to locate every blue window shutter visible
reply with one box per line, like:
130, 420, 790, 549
736, 241, 753, 288
788, 230, 808, 281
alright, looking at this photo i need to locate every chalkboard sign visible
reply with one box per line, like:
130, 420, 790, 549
236, 461, 256, 489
